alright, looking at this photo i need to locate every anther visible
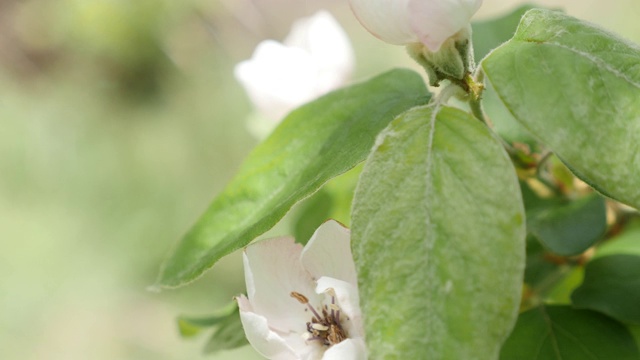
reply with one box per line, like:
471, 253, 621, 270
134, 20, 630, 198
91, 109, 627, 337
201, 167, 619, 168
290, 292, 309, 304
311, 323, 329, 331
291, 291, 323, 322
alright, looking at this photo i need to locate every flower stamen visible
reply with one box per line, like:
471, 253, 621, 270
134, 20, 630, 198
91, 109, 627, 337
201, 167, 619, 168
291, 290, 348, 346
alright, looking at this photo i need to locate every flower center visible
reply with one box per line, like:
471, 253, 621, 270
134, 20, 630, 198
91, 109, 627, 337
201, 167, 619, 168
290, 291, 348, 346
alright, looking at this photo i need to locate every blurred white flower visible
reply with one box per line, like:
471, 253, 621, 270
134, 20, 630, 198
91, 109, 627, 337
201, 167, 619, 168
235, 11, 355, 138
236, 220, 366, 360
349, 0, 482, 52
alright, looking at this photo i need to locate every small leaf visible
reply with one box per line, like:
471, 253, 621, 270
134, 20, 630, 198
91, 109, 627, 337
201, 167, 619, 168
483, 9, 640, 208
178, 303, 248, 354
595, 221, 640, 259
352, 105, 525, 359
529, 194, 607, 256
545, 266, 584, 304
572, 254, 640, 325
523, 236, 569, 291
203, 308, 248, 354
155, 69, 430, 288
177, 301, 238, 338
500, 305, 640, 359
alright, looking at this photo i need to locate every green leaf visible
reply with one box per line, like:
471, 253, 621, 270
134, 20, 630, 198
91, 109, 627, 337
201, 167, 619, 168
483, 9, 640, 209
292, 164, 361, 244
155, 69, 430, 288
352, 105, 525, 359
500, 305, 640, 359
178, 303, 248, 354
595, 220, 640, 259
529, 194, 607, 256
630, 325, 640, 351
545, 266, 584, 305
292, 188, 333, 245
203, 308, 248, 354
177, 301, 238, 338
523, 236, 573, 295
472, 4, 542, 142
572, 254, 640, 325
472, 4, 538, 62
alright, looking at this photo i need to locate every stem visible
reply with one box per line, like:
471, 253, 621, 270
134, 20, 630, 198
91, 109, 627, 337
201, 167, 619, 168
463, 73, 487, 125
469, 95, 486, 124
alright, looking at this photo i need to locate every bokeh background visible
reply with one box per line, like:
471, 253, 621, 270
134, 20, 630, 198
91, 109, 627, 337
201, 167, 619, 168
1, 1, 638, 359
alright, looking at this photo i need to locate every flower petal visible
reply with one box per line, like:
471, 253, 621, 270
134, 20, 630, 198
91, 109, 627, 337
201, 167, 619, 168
322, 338, 367, 360
349, 0, 417, 45
284, 11, 354, 93
350, 0, 482, 51
243, 237, 322, 333
237, 295, 299, 360
408, 0, 482, 52
234, 40, 318, 121
301, 220, 358, 286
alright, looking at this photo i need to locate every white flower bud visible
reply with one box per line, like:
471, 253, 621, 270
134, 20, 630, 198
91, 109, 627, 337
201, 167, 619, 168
349, 0, 482, 52
349, 0, 482, 84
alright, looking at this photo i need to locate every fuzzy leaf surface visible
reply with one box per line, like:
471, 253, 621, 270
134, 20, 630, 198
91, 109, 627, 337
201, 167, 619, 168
352, 106, 525, 359
483, 9, 640, 208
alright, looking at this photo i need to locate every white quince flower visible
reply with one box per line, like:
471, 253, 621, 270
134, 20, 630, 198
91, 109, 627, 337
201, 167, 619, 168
235, 11, 354, 138
236, 220, 366, 360
350, 0, 482, 85
349, 0, 482, 52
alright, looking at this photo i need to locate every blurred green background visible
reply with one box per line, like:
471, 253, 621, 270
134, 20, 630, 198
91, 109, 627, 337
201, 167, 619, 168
1, 1, 638, 359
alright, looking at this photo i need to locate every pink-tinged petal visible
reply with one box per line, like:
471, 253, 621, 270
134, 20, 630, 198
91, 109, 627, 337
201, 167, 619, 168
237, 295, 299, 360
408, 0, 482, 52
316, 277, 364, 338
322, 338, 367, 360
301, 220, 357, 285
350, 0, 481, 51
243, 237, 322, 333
349, 0, 418, 45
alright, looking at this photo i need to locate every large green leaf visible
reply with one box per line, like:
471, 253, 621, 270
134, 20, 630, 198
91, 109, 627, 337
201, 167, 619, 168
352, 105, 525, 359
500, 305, 639, 359
572, 254, 640, 325
529, 194, 607, 256
472, 4, 541, 142
473, 4, 538, 62
155, 69, 430, 288
483, 9, 640, 209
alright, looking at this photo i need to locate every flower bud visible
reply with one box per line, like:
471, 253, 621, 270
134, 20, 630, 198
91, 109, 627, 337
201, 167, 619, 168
350, 0, 482, 85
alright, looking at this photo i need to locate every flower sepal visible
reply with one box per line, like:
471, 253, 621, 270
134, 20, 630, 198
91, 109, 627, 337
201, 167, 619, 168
406, 25, 474, 87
